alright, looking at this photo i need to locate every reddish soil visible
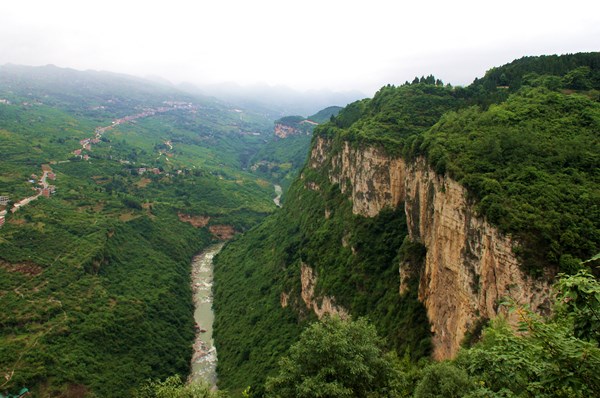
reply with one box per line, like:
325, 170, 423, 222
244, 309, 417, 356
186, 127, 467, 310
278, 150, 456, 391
178, 213, 210, 228
209, 225, 236, 240
0, 260, 43, 276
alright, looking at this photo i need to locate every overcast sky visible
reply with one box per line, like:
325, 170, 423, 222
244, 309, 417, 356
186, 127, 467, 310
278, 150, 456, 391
1, 0, 598, 95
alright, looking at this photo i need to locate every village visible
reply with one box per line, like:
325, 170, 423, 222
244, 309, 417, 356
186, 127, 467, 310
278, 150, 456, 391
71, 102, 195, 159
0, 166, 56, 228
0, 101, 197, 229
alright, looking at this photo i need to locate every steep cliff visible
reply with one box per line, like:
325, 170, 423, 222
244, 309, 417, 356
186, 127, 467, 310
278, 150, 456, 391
213, 68, 599, 391
309, 136, 553, 359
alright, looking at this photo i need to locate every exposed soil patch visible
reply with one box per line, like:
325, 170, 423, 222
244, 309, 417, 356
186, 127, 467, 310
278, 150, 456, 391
178, 213, 210, 228
209, 225, 235, 240
0, 259, 43, 276
118, 212, 138, 222
91, 175, 110, 185
59, 383, 90, 398
136, 178, 152, 188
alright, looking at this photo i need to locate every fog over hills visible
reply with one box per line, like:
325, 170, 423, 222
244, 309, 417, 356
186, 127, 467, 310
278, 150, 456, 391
177, 81, 365, 118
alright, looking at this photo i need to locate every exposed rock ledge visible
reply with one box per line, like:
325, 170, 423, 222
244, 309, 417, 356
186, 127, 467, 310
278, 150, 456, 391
300, 262, 348, 319
309, 137, 553, 360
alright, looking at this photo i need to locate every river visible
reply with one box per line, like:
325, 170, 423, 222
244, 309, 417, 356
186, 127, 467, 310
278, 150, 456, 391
273, 184, 282, 207
189, 243, 224, 385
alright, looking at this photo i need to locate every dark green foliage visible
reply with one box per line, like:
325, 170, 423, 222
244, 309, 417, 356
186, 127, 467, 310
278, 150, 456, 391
553, 269, 600, 341
263, 272, 600, 398
456, 299, 600, 397
472, 52, 600, 92
275, 116, 305, 126
413, 362, 473, 398
265, 317, 400, 398
416, 87, 600, 273
212, 215, 303, 395
323, 83, 463, 153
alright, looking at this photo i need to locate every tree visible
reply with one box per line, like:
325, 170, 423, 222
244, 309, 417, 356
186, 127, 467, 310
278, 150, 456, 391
133, 375, 227, 398
562, 66, 592, 90
413, 362, 473, 398
265, 317, 400, 398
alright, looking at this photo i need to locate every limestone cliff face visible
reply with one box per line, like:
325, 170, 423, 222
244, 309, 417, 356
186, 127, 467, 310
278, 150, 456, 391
300, 262, 349, 319
308, 137, 553, 359
310, 138, 405, 217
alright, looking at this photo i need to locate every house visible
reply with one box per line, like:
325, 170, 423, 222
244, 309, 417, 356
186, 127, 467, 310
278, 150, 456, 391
0, 196, 9, 205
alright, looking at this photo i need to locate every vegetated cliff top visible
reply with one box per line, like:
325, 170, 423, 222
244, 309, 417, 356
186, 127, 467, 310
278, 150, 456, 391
314, 52, 600, 274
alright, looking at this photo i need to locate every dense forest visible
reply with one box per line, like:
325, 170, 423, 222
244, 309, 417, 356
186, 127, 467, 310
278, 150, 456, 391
212, 52, 600, 397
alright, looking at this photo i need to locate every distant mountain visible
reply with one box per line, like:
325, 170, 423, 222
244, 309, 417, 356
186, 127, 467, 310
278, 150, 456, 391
308, 106, 343, 123
179, 81, 364, 118
247, 106, 342, 193
272, 107, 341, 139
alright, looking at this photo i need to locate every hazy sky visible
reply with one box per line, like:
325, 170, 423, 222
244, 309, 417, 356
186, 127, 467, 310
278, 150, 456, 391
1, 0, 598, 94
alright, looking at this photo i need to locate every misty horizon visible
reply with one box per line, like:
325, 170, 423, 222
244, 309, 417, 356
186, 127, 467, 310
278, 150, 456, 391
1, 0, 598, 95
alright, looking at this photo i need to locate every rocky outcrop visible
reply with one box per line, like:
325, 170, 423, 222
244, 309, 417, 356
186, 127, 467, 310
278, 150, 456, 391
300, 262, 349, 319
310, 138, 405, 217
274, 123, 302, 139
308, 137, 553, 359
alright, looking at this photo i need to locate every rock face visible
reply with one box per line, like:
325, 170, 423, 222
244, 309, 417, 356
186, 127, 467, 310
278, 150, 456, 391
308, 137, 553, 359
300, 262, 349, 319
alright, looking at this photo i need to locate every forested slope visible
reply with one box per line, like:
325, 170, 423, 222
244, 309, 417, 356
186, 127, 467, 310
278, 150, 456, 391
212, 52, 600, 396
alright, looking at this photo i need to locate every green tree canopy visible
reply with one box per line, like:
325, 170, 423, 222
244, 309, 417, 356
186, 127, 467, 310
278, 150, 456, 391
265, 317, 399, 398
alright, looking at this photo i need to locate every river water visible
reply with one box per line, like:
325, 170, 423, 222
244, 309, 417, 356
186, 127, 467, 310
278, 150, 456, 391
273, 184, 282, 207
189, 243, 224, 385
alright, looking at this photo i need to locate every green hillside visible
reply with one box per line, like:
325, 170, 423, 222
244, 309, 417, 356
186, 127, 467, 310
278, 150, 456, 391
212, 53, 600, 396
